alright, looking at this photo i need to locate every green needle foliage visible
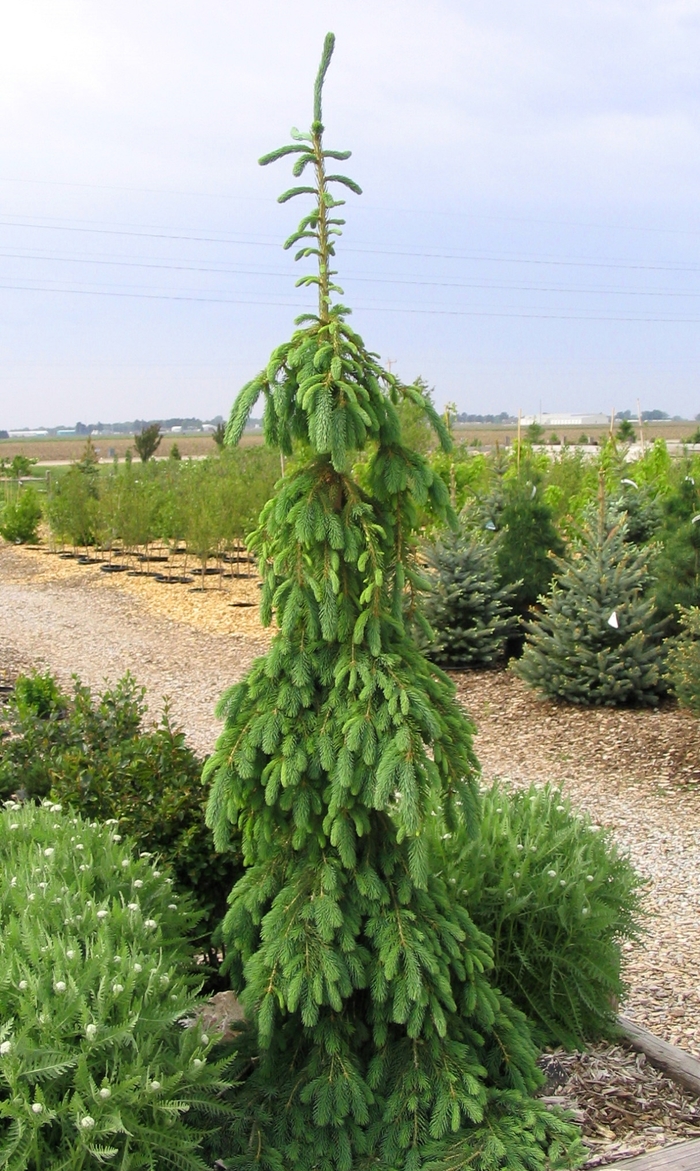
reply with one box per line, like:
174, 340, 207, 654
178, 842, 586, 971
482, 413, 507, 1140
516, 498, 667, 706
206, 36, 584, 1171
133, 423, 162, 463
450, 783, 645, 1048
494, 479, 564, 620
0, 800, 233, 1170
665, 605, 700, 714
423, 531, 518, 669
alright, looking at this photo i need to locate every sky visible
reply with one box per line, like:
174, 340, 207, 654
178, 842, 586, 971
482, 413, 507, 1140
1, 0, 700, 429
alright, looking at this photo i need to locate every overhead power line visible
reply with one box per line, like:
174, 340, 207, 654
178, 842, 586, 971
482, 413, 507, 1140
1, 215, 700, 274
2, 279, 700, 322
1, 248, 700, 298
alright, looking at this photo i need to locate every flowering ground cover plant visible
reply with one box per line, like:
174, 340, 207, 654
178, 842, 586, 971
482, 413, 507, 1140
0, 800, 232, 1170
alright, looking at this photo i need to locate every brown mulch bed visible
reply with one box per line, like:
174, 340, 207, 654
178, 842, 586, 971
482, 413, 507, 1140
539, 1043, 700, 1166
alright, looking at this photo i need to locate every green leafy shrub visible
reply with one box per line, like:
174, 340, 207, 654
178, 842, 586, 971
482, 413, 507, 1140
450, 782, 645, 1047
665, 605, 700, 714
46, 466, 99, 549
516, 514, 667, 706
423, 531, 518, 668
0, 672, 242, 964
0, 799, 232, 1169
0, 486, 43, 544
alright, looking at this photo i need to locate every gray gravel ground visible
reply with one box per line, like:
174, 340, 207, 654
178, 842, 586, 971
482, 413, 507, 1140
0, 548, 266, 755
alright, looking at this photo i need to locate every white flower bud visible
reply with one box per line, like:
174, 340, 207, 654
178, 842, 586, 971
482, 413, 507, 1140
144, 919, 157, 929
112, 984, 124, 995
133, 880, 144, 888
85, 1024, 97, 1040
31, 1102, 43, 1114
18, 980, 27, 990
150, 1080, 161, 1091
43, 848, 54, 857
80, 1116, 95, 1129
0, 1041, 11, 1055
133, 963, 142, 973
99, 1087, 111, 1099
54, 981, 67, 993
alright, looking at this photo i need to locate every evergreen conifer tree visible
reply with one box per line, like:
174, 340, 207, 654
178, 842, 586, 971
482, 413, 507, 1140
652, 471, 700, 629
206, 36, 582, 1170
495, 477, 564, 618
516, 489, 666, 706
424, 531, 518, 669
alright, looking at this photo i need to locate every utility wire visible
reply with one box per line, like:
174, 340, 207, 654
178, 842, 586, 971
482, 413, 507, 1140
2, 279, 700, 322
1, 215, 700, 273
0, 248, 698, 298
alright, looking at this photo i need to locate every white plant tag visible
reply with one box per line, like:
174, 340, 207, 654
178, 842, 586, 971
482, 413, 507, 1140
608, 611, 619, 628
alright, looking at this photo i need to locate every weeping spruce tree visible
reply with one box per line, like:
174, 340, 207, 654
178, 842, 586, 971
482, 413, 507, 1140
206, 36, 582, 1171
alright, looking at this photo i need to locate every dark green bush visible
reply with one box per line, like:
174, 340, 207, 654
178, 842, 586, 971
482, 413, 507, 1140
423, 531, 518, 668
652, 471, 700, 628
0, 799, 233, 1169
665, 606, 700, 714
0, 672, 242, 964
448, 781, 645, 1047
0, 486, 43, 544
516, 516, 667, 707
495, 478, 564, 616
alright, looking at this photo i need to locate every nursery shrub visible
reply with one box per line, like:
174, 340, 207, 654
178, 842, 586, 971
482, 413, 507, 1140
665, 606, 700, 715
46, 466, 99, 549
495, 476, 564, 616
0, 799, 233, 1169
205, 37, 584, 1171
423, 530, 518, 668
0, 486, 43, 545
449, 782, 645, 1048
653, 471, 700, 628
517, 511, 667, 706
0, 672, 242, 964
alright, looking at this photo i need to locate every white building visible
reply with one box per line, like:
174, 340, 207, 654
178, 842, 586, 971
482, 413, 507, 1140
520, 413, 609, 428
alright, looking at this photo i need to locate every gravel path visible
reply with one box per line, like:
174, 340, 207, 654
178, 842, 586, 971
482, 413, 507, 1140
0, 546, 268, 756
2, 545, 700, 1052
